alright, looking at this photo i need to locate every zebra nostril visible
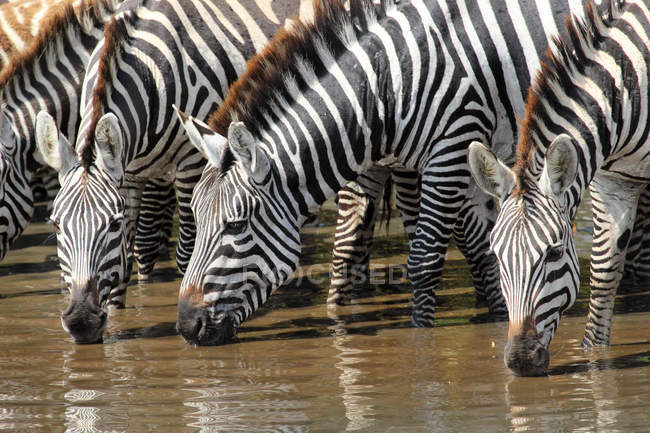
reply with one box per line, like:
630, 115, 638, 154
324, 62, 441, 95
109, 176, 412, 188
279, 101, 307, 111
194, 315, 205, 339
532, 346, 549, 369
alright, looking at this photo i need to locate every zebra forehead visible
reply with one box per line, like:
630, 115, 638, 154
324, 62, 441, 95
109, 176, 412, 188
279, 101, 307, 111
195, 168, 255, 217
496, 196, 565, 244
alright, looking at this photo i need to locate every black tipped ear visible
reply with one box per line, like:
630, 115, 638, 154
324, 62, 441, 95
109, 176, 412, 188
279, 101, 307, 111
468, 141, 516, 201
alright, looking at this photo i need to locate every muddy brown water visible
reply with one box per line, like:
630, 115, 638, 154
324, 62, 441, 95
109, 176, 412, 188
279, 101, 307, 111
1, 198, 649, 432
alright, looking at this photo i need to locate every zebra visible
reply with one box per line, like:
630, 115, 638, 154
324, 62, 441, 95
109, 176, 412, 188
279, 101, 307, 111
35, 0, 311, 343
0, 0, 123, 269
173, 0, 598, 345
468, 0, 650, 376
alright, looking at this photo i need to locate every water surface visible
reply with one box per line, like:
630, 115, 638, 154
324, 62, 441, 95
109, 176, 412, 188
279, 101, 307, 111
0, 199, 649, 432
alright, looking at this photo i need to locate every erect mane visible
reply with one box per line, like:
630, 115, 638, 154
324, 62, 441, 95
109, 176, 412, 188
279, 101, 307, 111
208, 0, 388, 142
0, 0, 117, 88
79, 6, 137, 168
512, 0, 624, 194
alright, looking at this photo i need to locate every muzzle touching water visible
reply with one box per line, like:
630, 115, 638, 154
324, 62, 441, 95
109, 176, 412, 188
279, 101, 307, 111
177, 299, 237, 346
61, 299, 107, 344
61, 278, 106, 344
504, 320, 550, 376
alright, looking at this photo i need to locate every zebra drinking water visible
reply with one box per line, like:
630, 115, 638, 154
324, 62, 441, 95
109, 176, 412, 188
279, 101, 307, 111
468, 0, 650, 376
174, 0, 594, 345
35, 0, 310, 343
0, 0, 121, 268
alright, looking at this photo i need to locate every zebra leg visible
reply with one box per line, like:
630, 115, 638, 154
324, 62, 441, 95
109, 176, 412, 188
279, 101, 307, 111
328, 165, 391, 305
452, 182, 504, 314
392, 167, 420, 241
108, 177, 147, 308
174, 149, 205, 274
623, 183, 650, 284
408, 158, 469, 327
583, 174, 643, 347
134, 178, 176, 281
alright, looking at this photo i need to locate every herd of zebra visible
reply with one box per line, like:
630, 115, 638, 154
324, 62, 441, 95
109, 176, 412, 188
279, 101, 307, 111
0, 0, 648, 377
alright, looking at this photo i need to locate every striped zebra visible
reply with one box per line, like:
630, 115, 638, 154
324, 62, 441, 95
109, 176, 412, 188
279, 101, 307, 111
0, 0, 122, 267
0, 0, 171, 268
468, 0, 650, 376
174, 0, 596, 345
35, 0, 310, 343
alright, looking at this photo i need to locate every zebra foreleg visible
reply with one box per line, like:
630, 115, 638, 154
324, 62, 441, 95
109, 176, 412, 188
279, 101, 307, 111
407, 161, 467, 327
623, 183, 650, 284
391, 167, 421, 241
134, 178, 176, 280
583, 174, 643, 347
174, 151, 204, 274
328, 165, 391, 305
107, 177, 147, 308
452, 183, 505, 315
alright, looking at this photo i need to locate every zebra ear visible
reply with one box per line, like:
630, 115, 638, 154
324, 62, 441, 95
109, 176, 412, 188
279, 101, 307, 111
539, 134, 578, 200
468, 141, 515, 201
174, 106, 227, 170
228, 121, 271, 184
35, 110, 78, 177
94, 113, 124, 182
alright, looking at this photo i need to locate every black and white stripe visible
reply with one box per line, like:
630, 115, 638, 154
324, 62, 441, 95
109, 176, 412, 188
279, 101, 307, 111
176, 0, 587, 345
35, 0, 307, 342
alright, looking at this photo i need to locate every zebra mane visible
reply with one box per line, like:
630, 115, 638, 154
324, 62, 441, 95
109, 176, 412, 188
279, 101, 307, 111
0, 0, 118, 90
513, 0, 625, 194
77, 8, 127, 169
80, 2, 141, 168
208, 0, 389, 168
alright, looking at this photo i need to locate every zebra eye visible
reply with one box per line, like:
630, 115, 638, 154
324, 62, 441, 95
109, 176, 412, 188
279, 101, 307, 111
546, 245, 563, 261
108, 214, 124, 230
49, 218, 60, 233
223, 220, 247, 235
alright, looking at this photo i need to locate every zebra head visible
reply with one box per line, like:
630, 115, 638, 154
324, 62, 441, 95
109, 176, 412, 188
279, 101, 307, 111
175, 110, 301, 346
0, 112, 33, 260
36, 111, 127, 344
468, 135, 580, 376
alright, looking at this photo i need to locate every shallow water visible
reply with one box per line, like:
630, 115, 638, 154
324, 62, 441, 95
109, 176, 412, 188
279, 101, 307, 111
0, 199, 649, 432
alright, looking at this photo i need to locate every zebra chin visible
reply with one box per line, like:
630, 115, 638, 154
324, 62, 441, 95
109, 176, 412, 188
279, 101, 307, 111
60, 299, 107, 344
176, 299, 237, 346
504, 318, 550, 377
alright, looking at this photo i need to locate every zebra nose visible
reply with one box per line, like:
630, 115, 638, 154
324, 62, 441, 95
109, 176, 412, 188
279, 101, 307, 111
177, 299, 208, 344
177, 299, 236, 346
504, 334, 550, 377
61, 299, 106, 344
